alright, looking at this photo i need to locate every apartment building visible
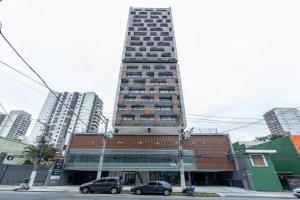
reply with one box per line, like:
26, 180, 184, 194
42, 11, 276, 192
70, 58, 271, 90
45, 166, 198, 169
0, 113, 6, 127
30, 92, 103, 150
264, 108, 300, 135
0, 110, 31, 141
113, 7, 186, 134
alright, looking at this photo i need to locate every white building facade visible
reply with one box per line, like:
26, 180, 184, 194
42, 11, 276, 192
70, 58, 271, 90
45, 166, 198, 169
30, 92, 103, 150
263, 108, 300, 135
0, 110, 31, 141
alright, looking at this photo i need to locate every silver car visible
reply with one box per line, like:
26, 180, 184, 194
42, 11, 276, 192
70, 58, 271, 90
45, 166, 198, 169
293, 187, 300, 198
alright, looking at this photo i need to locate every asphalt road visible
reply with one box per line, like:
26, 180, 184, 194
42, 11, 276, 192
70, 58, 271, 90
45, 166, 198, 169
0, 191, 296, 200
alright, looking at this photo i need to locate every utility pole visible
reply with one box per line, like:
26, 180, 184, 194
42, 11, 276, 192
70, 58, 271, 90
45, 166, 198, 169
177, 114, 193, 190
28, 120, 50, 188
179, 129, 186, 190
96, 117, 109, 179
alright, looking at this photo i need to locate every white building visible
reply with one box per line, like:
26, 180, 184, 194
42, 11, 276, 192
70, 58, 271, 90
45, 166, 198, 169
0, 110, 31, 141
263, 108, 300, 135
30, 92, 103, 150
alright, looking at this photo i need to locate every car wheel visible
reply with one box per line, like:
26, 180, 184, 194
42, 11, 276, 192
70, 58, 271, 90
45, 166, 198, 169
110, 187, 118, 194
135, 189, 142, 195
163, 189, 170, 196
81, 187, 89, 193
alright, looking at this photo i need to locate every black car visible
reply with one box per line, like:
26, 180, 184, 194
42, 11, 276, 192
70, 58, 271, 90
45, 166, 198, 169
79, 177, 123, 194
131, 181, 172, 196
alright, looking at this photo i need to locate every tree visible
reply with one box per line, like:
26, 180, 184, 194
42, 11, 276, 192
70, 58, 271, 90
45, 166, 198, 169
23, 145, 60, 165
255, 134, 284, 142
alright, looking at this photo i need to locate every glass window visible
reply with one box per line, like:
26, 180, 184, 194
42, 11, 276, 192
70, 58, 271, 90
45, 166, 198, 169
147, 181, 157, 186
96, 179, 106, 183
122, 116, 134, 121
140, 116, 154, 121
250, 154, 267, 167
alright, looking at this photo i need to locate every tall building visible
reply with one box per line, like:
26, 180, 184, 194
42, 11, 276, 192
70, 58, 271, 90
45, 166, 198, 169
0, 110, 31, 141
263, 108, 300, 135
61, 7, 238, 187
0, 113, 6, 127
113, 7, 186, 134
31, 92, 103, 150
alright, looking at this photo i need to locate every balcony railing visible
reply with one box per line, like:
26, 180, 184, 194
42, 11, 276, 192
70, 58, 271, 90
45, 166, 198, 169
159, 120, 177, 126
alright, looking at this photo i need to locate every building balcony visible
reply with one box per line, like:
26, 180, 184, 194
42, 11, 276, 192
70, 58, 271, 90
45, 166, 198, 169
120, 120, 136, 126
139, 120, 155, 126
159, 120, 178, 126
122, 57, 178, 63
154, 110, 175, 115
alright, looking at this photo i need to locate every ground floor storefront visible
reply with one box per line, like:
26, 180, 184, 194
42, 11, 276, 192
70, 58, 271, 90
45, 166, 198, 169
64, 134, 238, 187
65, 170, 235, 187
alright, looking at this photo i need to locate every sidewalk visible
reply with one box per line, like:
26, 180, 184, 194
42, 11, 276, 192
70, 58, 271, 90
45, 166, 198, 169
0, 185, 296, 199
194, 186, 295, 199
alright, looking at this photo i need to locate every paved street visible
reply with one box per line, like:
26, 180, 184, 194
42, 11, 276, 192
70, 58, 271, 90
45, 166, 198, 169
0, 191, 296, 200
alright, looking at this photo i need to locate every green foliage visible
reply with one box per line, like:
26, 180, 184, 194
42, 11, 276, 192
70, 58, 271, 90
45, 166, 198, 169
255, 134, 284, 142
22, 144, 60, 165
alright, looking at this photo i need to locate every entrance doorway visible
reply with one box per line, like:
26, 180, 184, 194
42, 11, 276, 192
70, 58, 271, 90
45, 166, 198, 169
67, 171, 108, 185
190, 172, 225, 186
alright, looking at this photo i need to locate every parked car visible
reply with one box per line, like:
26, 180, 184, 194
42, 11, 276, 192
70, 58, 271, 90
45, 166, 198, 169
131, 181, 172, 196
79, 177, 123, 194
294, 187, 300, 198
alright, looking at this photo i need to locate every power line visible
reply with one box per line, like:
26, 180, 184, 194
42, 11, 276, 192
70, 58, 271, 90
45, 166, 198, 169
0, 59, 46, 89
223, 106, 300, 141
0, 29, 90, 129
186, 113, 262, 120
0, 71, 47, 95
187, 117, 266, 125
0, 64, 109, 131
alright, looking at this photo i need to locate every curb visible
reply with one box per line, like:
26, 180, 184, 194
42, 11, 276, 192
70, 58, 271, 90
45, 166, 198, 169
219, 195, 295, 199
0, 188, 296, 199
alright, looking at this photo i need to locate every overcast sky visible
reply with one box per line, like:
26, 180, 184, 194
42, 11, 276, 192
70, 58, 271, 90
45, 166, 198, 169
1, 0, 300, 141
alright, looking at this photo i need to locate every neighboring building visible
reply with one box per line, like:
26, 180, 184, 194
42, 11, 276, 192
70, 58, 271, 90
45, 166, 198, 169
0, 113, 6, 126
64, 133, 237, 186
235, 141, 263, 149
113, 7, 186, 134
0, 137, 30, 165
233, 142, 283, 191
0, 110, 31, 141
264, 108, 300, 136
30, 92, 103, 150
251, 135, 300, 190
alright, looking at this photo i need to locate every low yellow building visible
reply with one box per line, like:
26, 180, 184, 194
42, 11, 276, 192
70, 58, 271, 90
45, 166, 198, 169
0, 137, 30, 165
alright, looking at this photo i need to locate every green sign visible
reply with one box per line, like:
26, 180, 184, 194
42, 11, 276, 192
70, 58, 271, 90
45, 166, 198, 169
104, 131, 114, 139
52, 159, 64, 176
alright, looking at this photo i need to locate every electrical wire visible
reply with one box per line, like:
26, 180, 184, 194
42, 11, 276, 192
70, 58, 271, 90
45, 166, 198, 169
0, 30, 90, 129
223, 106, 300, 133
1, 30, 299, 137
0, 59, 46, 89
0, 71, 47, 95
